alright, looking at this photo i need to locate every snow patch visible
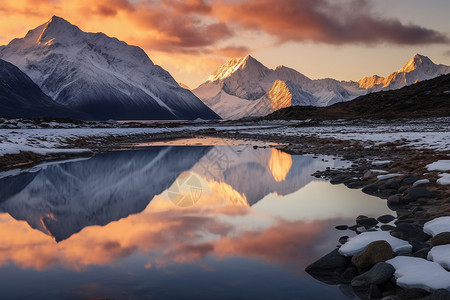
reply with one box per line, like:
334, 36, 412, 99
338, 231, 412, 257
437, 174, 450, 185
424, 217, 450, 237
427, 160, 450, 171
428, 245, 450, 270
377, 174, 404, 180
372, 160, 392, 166
413, 179, 430, 186
387, 256, 450, 291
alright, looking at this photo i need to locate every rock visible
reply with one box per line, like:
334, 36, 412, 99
409, 238, 429, 253
381, 225, 395, 231
362, 184, 379, 195
387, 195, 401, 205
357, 217, 379, 229
346, 180, 367, 189
352, 241, 393, 268
351, 262, 395, 287
342, 266, 359, 281
330, 174, 351, 185
339, 236, 349, 244
402, 174, 419, 185
356, 215, 369, 222
380, 179, 400, 190
305, 248, 351, 272
363, 170, 373, 179
402, 188, 432, 202
379, 189, 399, 198
369, 284, 382, 299
335, 225, 348, 230
422, 289, 450, 300
390, 223, 430, 241
378, 215, 396, 224
431, 232, 450, 246
398, 186, 408, 193
412, 247, 430, 259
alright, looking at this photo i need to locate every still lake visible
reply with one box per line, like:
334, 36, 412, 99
0, 140, 392, 299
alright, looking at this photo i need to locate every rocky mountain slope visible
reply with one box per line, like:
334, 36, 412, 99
194, 54, 450, 119
0, 59, 86, 119
0, 16, 220, 120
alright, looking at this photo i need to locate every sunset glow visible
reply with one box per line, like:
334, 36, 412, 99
0, 0, 449, 88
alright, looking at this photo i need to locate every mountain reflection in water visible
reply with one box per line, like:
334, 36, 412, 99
0, 144, 393, 300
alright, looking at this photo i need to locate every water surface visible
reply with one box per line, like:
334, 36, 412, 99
0, 143, 392, 299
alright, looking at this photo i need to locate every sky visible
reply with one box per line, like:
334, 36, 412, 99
0, 0, 449, 88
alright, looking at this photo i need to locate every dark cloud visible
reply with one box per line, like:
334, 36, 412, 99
215, 0, 449, 45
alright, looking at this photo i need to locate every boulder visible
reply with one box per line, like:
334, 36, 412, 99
377, 215, 396, 224
380, 179, 400, 190
351, 241, 393, 268
402, 174, 419, 185
351, 262, 395, 287
387, 195, 401, 205
305, 248, 351, 272
362, 184, 379, 195
402, 188, 432, 203
391, 223, 430, 241
431, 232, 450, 246
357, 217, 379, 229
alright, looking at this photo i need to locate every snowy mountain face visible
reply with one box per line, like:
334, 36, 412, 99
358, 54, 450, 92
0, 59, 85, 119
193, 54, 450, 119
193, 55, 364, 119
0, 16, 220, 120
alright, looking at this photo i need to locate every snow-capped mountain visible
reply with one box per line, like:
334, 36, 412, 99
358, 54, 450, 91
193, 54, 450, 119
0, 16, 219, 120
0, 59, 85, 119
193, 55, 364, 119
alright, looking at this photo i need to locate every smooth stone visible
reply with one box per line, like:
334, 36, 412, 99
387, 195, 401, 205
339, 236, 349, 244
352, 241, 393, 268
381, 225, 395, 231
335, 225, 348, 230
330, 174, 351, 185
380, 179, 400, 190
357, 217, 379, 229
431, 232, 450, 246
391, 223, 430, 241
422, 289, 450, 300
369, 284, 382, 299
351, 262, 395, 287
362, 184, 379, 195
342, 266, 359, 281
412, 247, 431, 259
305, 248, 351, 272
398, 186, 408, 193
377, 215, 396, 224
402, 188, 432, 202
402, 174, 419, 185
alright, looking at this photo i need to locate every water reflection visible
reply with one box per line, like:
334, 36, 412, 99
0, 144, 393, 299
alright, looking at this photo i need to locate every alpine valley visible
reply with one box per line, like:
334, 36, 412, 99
0, 16, 220, 120
193, 54, 450, 119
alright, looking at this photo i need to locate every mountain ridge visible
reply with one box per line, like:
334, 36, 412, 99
194, 53, 450, 119
0, 16, 220, 120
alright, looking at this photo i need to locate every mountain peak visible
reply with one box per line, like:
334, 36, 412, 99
207, 55, 269, 82
399, 53, 434, 73
35, 16, 82, 45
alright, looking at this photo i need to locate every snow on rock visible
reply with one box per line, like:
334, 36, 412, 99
377, 174, 404, 180
424, 217, 450, 237
428, 245, 450, 270
372, 160, 392, 166
339, 231, 412, 257
427, 160, 450, 171
370, 169, 389, 174
437, 174, 450, 185
387, 256, 450, 291
413, 179, 430, 186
